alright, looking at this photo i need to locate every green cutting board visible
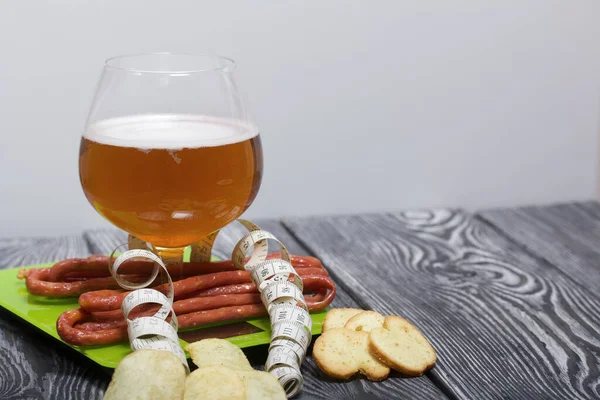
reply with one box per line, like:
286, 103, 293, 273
0, 253, 326, 369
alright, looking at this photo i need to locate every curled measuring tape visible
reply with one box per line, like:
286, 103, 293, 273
190, 219, 312, 398
251, 259, 303, 291
109, 247, 188, 370
115, 219, 312, 397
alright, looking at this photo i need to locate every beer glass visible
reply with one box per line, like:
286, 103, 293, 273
79, 53, 263, 269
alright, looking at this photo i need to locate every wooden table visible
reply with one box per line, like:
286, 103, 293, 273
2, 201, 600, 400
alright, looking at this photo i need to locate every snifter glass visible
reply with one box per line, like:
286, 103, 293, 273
79, 53, 263, 269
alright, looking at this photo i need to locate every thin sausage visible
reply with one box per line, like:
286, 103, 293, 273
25, 268, 146, 297
48, 255, 108, 282
46, 252, 335, 347
58, 285, 335, 345
178, 304, 267, 329
69, 276, 335, 332
48, 253, 325, 282
180, 267, 329, 298
79, 270, 251, 312
56, 308, 127, 346
79, 269, 333, 312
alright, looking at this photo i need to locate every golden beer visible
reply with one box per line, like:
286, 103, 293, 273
79, 115, 263, 248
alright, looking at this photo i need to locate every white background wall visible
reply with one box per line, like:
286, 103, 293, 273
1, 1, 600, 238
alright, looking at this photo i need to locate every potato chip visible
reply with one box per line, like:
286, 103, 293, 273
102, 349, 186, 400
185, 338, 252, 370
184, 366, 245, 400
236, 370, 287, 400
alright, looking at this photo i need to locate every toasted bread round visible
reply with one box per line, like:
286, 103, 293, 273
313, 328, 390, 381
322, 308, 363, 332
103, 349, 186, 400
369, 316, 436, 376
184, 365, 245, 400
185, 338, 252, 371
344, 311, 384, 332
236, 370, 287, 400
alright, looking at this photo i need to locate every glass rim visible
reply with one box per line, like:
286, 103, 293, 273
104, 52, 236, 74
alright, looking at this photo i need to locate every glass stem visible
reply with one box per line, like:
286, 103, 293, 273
153, 246, 186, 282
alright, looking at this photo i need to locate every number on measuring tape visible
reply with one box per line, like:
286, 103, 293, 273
269, 304, 312, 333
269, 338, 306, 364
260, 280, 305, 304
266, 346, 300, 371
251, 259, 303, 291
270, 320, 312, 350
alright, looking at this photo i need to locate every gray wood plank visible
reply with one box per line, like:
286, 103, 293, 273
284, 209, 600, 400
84, 223, 447, 400
0, 236, 92, 268
0, 236, 108, 400
478, 200, 600, 294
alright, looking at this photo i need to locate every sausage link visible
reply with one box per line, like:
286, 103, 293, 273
48, 256, 107, 282
178, 305, 267, 329
58, 278, 335, 346
25, 268, 145, 297
151, 287, 334, 330
180, 267, 328, 299
73, 276, 335, 332
48, 252, 334, 347
79, 268, 332, 312
47, 253, 325, 282
79, 270, 251, 312
56, 308, 127, 346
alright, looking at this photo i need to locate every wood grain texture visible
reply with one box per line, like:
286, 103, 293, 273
284, 209, 600, 400
0, 236, 108, 400
83, 222, 447, 400
478, 200, 600, 294
0, 236, 91, 268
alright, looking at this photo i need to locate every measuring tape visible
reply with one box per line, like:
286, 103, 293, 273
251, 259, 303, 292
190, 219, 312, 398
114, 219, 312, 397
109, 248, 188, 370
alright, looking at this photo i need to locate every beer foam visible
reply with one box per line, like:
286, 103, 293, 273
83, 114, 259, 149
